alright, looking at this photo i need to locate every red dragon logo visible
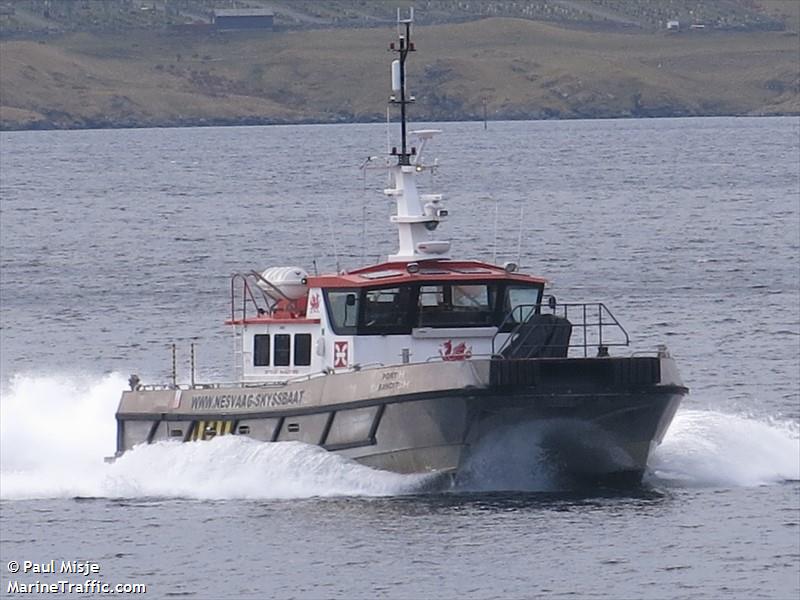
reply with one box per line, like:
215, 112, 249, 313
309, 293, 320, 312
439, 340, 472, 361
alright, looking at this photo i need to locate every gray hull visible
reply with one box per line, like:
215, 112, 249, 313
341, 388, 682, 485
114, 356, 687, 485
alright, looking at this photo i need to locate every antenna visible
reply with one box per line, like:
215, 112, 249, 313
389, 7, 415, 166
361, 200, 367, 264
385, 106, 391, 155
324, 204, 341, 273
190, 341, 196, 387
516, 205, 524, 269
493, 197, 499, 264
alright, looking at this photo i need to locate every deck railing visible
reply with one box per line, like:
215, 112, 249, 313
231, 271, 299, 322
492, 301, 630, 358
230, 271, 306, 322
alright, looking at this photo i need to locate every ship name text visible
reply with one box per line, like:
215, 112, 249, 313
189, 390, 304, 411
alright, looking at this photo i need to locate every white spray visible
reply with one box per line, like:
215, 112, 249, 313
0, 373, 438, 500
1, 374, 798, 499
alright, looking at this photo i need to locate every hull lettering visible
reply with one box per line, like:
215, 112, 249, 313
189, 390, 304, 411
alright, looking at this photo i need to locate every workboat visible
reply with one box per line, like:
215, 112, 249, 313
113, 12, 688, 486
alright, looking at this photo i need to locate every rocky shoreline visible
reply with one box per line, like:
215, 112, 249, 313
4, 105, 797, 132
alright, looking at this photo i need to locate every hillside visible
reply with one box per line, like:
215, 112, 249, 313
1, 16, 798, 130
2, 0, 797, 34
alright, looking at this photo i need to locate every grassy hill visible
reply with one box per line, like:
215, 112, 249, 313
3, 0, 797, 33
1, 16, 798, 130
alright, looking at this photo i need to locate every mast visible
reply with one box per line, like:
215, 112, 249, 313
390, 8, 414, 166
385, 8, 450, 263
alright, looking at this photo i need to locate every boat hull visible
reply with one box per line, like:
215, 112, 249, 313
114, 356, 687, 486
338, 388, 682, 485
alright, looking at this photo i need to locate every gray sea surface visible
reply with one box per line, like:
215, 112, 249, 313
0, 117, 798, 599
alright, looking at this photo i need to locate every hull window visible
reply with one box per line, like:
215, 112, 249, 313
274, 334, 291, 366
294, 333, 312, 366
254, 334, 271, 366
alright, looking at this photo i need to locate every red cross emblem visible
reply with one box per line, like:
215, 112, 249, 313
334, 341, 349, 368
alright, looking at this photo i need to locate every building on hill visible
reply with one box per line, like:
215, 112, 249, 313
213, 8, 273, 30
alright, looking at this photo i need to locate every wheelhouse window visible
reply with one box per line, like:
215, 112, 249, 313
274, 334, 291, 366
294, 333, 312, 366
418, 283, 497, 328
253, 334, 270, 366
503, 284, 544, 328
360, 286, 413, 334
325, 290, 359, 335
324, 286, 413, 335
323, 281, 544, 335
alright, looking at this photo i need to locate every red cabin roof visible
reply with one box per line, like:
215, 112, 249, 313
306, 259, 546, 289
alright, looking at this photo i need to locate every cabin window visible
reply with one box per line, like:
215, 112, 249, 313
324, 281, 542, 335
274, 334, 291, 366
325, 289, 359, 334
417, 283, 497, 328
360, 286, 413, 334
294, 333, 312, 366
504, 285, 544, 324
254, 334, 271, 366
419, 284, 444, 308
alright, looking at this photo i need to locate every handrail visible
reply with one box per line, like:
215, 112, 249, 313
249, 270, 296, 305
132, 339, 660, 393
138, 381, 292, 392
492, 301, 630, 358
230, 272, 275, 322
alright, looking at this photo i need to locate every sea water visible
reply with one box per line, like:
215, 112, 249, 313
1, 118, 798, 599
